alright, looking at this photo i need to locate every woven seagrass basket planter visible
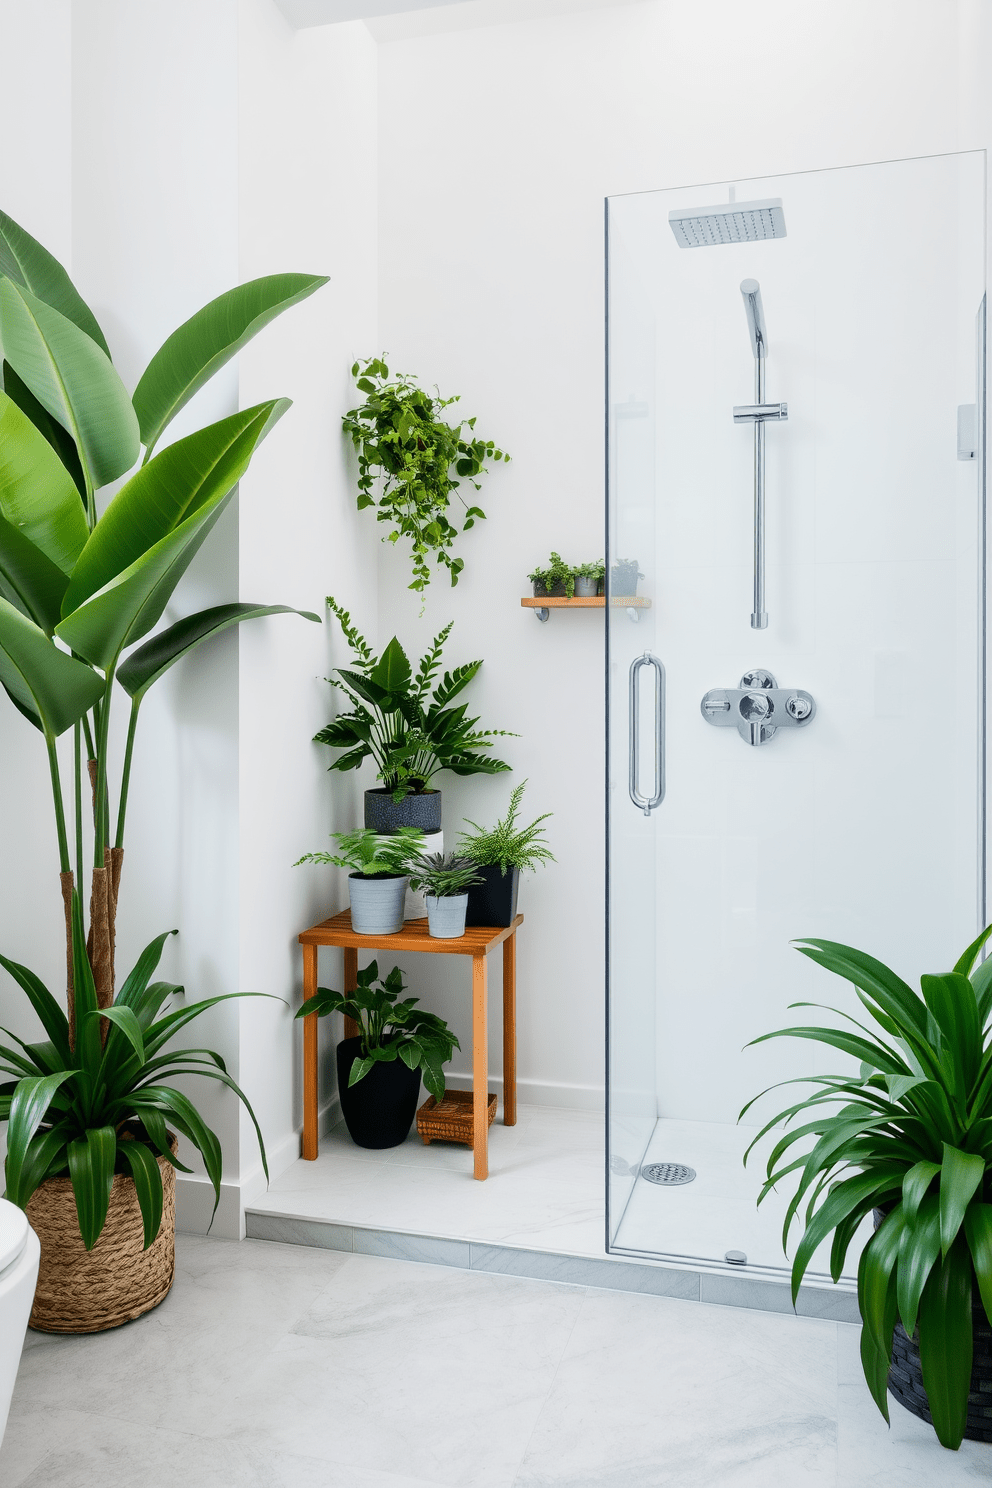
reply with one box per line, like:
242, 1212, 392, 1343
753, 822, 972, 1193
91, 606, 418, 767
26, 1137, 177, 1334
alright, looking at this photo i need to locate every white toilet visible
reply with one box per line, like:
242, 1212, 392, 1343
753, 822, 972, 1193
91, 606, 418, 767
0, 1200, 40, 1447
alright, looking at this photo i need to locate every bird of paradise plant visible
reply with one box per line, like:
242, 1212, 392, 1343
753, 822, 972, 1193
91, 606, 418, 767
0, 207, 324, 1241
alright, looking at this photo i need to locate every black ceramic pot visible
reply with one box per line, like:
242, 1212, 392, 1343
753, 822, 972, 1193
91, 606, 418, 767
336, 1037, 422, 1149
465, 863, 520, 928
532, 579, 569, 598
364, 787, 442, 835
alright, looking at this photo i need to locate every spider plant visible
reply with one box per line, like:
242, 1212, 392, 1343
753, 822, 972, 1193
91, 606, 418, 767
742, 925, 992, 1450
1, 897, 269, 1249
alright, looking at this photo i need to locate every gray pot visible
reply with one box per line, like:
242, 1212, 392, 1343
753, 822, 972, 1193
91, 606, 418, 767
364, 788, 442, 835
574, 575, 599, 597
425, 893, 469, 939
349, 873, 408, 935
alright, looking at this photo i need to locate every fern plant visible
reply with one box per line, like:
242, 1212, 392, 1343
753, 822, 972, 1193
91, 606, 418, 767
343, 358, 509, 593
315, 598, 514, 801
457, 782, 554, 874
743, 925, 992, 1450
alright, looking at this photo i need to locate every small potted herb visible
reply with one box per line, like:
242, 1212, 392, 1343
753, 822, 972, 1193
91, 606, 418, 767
409, 853, 483, 939
528, 551, 575, 599
610, 558, 644, 597
457, 782, 555, 928
296, 828, 424, 935
297, 961, 459, 1148
573, 560, 605, 598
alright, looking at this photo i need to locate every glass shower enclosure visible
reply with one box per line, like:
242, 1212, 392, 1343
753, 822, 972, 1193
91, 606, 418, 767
606, 153, 987, 1281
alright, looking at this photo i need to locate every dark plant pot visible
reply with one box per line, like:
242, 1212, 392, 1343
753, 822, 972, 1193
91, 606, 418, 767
336, 1036, 421, 1149
364, 787, 442, 834
872, 1207, 992, 1442
465, 863, 520, 928
610, 561, 641, 597
532, 579, 569, 599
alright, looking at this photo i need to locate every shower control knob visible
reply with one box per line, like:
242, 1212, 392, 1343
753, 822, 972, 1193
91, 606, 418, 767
701, 674, 815, 745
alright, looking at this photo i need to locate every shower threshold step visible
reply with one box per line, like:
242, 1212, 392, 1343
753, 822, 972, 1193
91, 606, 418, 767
244, 1207, 860, 1324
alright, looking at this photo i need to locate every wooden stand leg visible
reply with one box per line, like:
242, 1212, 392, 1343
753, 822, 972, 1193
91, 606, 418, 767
343, 946, 358, 1040
472, 952, 488, 1180
502, 932, 517, 1127
302, 943, 319, 1160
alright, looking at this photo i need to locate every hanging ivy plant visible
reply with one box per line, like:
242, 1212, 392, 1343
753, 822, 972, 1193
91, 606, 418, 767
342, 358, 509, 593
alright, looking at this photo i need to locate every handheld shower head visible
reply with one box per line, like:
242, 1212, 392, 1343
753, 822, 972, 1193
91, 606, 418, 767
740, 279, 767, 360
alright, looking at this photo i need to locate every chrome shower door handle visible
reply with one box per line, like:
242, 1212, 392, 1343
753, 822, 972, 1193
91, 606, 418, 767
628, 653, 666, 815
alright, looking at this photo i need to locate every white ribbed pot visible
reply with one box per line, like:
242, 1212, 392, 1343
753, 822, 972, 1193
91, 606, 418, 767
426, 893, 469, 939
349, 874, 408, 935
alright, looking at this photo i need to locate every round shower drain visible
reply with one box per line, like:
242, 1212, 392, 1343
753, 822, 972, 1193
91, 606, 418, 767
641, 1162, 696, 1186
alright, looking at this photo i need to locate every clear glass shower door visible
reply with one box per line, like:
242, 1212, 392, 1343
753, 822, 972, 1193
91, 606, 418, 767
606, 153, 987, 1278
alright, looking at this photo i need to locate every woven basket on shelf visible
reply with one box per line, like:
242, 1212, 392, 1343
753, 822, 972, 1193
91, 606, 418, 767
417, 1090, 497, 1148
27, 1137, 177, 1334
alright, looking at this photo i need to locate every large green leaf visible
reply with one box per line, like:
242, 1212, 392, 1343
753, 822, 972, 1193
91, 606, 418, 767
896, 1193, 942, 1337
953, 922, 992, 977
117, 1138, 164, 1250
918, 1237, 973, 1449
117, 602, 319, 703
0, 596, 103, 735
0, 279, 138, 491
2, 361, 86, 496
0, 513, 70, 633
64, 402, 288, 612
132, 272, 327, 455
939, 1143, 985, 1255
369, 636, 412, 695
902, 1159, 940, 1222
67, 1127, 117, 1250
0, 951, 70, 1064
0, 389, 88, 571
4, 1070, 75, 1205
965, 1202, 992, 1326
0, 208, 110, 355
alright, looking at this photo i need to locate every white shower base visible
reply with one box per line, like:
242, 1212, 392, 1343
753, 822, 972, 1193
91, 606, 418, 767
613, 1117, 872, 1281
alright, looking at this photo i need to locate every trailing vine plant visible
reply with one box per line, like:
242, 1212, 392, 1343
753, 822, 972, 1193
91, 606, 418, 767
342, 358, 509, 594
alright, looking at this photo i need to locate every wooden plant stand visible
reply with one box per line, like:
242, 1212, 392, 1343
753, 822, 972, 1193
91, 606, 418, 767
298, 911, 523, 1180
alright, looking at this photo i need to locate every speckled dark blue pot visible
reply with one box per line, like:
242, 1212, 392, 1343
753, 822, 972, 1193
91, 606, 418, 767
364, 788, 442, 835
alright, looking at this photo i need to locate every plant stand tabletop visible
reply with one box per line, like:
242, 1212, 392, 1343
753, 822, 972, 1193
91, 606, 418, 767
298, 911, 523, 1179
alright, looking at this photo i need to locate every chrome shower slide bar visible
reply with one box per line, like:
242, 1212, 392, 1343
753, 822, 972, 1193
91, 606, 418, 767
737, 279, 788, 630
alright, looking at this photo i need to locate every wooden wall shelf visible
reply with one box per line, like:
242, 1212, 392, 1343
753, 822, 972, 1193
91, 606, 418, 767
521, 596, 651, 622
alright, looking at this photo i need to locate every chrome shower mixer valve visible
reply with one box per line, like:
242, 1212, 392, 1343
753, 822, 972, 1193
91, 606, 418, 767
700, 669, 815, 746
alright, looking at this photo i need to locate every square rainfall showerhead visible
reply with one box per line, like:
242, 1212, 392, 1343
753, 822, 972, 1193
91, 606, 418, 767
668, 198, 786, 249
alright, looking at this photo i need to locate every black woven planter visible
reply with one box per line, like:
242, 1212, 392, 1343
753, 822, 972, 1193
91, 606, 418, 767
336, 1037, 421, 1149
872, 1207, 992, 1441
364, 788, 441, 835
465, 863, 520, 928
532, 579, 570, 599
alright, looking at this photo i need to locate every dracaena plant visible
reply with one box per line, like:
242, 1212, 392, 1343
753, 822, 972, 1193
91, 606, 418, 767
295, 960, 458, 1103
314, 599, 514, 802
742, 926, 992, 1451
0, 208, 323, 1035
343, 357, 508, 593
0, 898, 268, 1248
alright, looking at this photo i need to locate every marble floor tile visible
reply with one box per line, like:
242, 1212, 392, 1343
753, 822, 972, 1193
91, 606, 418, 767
514, 1288, 840, 1488
836, 1380, 990, 1484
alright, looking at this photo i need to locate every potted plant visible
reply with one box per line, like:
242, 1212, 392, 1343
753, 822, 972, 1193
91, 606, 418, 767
457, 782, 554, 928
0, 207, 322, 1329
528, 551, 576, 599
296, 828, 425, 935
610, 558, 644, 596
295, 960, 458, 1148
409, 853, 482, 939
573, 560, 605, 598
0, 915, 269, 1332
343, 357, 509, 595
742, 926, 992, 1451
315, 600, 514, 834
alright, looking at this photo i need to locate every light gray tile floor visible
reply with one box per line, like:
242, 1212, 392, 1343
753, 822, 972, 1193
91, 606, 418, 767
2, 1234, 989, 1487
